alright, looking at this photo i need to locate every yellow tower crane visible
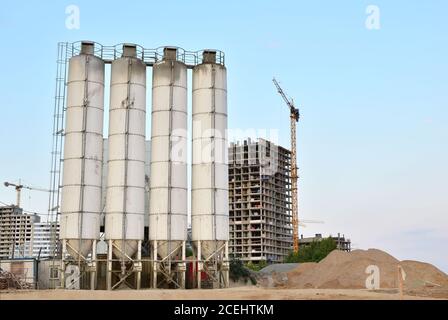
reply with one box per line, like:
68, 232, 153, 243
4, 181, 50, 208
272, 78, 300, 253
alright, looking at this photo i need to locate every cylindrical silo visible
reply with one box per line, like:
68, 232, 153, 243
149, 47, 188, 260
105, 44, 146, 260
191, 51, 229, 262
60, 41, 104, 260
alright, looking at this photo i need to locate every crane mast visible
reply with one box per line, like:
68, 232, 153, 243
272, 78, 300, 253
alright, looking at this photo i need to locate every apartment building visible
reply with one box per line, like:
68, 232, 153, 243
228, 138, 293, 263
0, 205, 38, 259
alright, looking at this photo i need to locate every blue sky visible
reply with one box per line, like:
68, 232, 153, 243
0, 1, 447, 272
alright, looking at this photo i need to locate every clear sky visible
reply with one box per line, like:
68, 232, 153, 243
0, 1, 447, 272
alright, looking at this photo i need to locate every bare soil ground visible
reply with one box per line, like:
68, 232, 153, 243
1, 286, 446, 300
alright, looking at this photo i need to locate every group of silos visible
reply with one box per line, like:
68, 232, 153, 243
60, 41, 229, 290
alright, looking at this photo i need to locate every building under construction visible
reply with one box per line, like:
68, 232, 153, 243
0, 205, 59, 260
228, 138, 293, 263
299, 233, 352, 252
0, 206, 38, 259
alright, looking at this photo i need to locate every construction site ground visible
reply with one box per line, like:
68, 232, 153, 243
2, 249, 447, 300
1, 286, 447, 300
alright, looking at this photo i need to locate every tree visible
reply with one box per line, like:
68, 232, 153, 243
185, 247, 193, 257
229, 258, 257, 285
284, 237, 337, 263
246, 260, 268, 272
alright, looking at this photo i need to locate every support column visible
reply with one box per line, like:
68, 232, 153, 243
91, 239, 97, 290
107, 239, 113, 290
197, 241, 202, 289
218, 262, 221, 289
180, 240, 186, 289
61, 239, 67, 289
136, 240, 142, 290
152, 240, 158, 289
224, 241, 230, 288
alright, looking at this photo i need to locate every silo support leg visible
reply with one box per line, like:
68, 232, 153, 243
61, 262, 66, 289
152, 240, 158, 289
136, 240, 142, 290
107, 240, 113, 290
224, 241, 229, 288
91, 239, 97, 290
178, 240, 186, 289
197, 241, 202, 289
61, 240, 67, 289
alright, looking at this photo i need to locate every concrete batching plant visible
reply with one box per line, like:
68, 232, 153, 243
56, 41, 228, 290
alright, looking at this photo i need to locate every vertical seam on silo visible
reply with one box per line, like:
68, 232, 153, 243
167, 61, 174, 257
211, 65, 216, 243
78, 55, 89, 264
121, 58, 132, 263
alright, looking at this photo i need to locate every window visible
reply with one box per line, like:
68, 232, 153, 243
50, 267, 59, 279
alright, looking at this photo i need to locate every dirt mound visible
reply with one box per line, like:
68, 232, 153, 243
400, 260, 448, 289
286, 249, 400, 289
260, 249, 448, 294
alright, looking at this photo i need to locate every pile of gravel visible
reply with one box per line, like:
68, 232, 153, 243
258, 263, 300, 275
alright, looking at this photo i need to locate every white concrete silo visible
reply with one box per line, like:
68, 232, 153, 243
102, 139, 150, 231
191, 50, 229, 288
105, 44, 146, 290
60, 42, 104, 289
149, 47, 188, 288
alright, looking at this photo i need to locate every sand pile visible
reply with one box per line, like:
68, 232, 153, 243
258, 249, 448, 295
399, 260, 448, 289
286, 249, 400, 289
